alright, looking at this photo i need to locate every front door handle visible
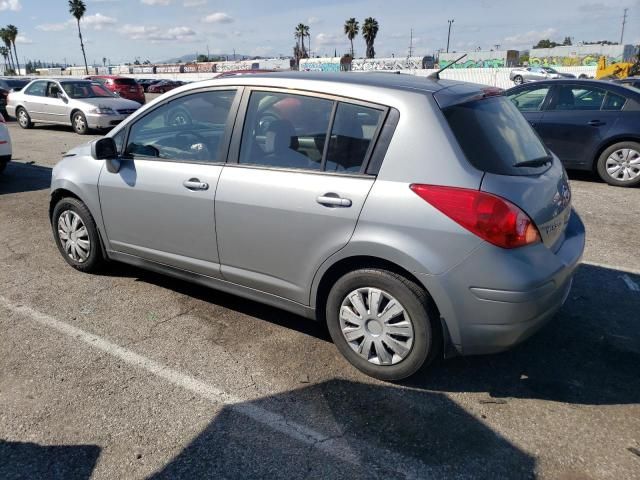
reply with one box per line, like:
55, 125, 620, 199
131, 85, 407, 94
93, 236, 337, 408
183, 178, 209, 191
588, 120, 606, 127
317, 194, 352, 208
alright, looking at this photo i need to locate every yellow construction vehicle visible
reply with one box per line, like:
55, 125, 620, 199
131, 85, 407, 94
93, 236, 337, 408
596, 55, 640, 79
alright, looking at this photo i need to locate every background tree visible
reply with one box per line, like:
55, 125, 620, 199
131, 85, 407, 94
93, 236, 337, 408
362, 17, 379, 58
6, 25, 19, 75
295, 24, 309, 59
533, 39, 560, 49
344, 18, 359, 58
0, 29, 14, 73
68, 0, 89, 75
0, 46, 9, 73
562, 36, 572, 46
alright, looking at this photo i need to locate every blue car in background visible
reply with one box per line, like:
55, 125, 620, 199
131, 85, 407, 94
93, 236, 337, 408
507, 79, 640, 187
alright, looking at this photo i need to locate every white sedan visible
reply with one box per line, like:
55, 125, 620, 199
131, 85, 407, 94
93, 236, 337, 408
0, 112, 11, 174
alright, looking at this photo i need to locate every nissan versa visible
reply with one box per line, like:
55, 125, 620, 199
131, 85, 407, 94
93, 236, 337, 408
49, 73, 585, 380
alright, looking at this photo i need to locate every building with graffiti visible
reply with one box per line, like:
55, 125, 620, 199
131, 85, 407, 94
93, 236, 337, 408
529, 44, 638, 67
438, 50, 520, 68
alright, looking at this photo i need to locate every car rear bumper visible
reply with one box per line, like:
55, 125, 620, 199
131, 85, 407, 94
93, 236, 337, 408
419, 210, 585, 356
86, 113, 129, 129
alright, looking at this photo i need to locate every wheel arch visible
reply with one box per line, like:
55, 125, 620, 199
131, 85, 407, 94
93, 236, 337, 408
50, 186, 108, 259
313, 254, 452, 358
592, 135, 640, 172
69, 108, 84, 123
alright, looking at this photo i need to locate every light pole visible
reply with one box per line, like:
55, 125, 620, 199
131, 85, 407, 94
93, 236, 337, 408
446, 19, 454, 53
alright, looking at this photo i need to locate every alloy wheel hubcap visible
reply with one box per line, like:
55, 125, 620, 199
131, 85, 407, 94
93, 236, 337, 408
57, 210, 90, 263
339, 287, 414, 366
19, 111, 27, 126
606, 148, 640, 182
75, 115, 85, 131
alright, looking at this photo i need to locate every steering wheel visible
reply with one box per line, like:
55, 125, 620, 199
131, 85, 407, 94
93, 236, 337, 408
167, 107, 193, 127
175, 131, 211, 161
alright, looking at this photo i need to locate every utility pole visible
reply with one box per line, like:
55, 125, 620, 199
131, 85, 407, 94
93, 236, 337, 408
446, 19, 454, 53
408, 28, 414, 57
494, 44, 500, 50
620, 8, 628, 45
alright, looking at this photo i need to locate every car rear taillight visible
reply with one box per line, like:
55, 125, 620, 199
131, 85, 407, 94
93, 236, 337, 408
410, 184, 541, 249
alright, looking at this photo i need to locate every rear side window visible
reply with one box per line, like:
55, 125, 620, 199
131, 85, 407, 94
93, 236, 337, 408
603, 92, 626, 111
443, 96, 549, 175
24, 81, 47, 97
325, 103, 383, 173
549, 86, 605, 111
115, 78, 138, 86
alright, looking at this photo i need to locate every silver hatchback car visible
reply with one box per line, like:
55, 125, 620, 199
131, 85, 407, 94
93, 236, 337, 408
50, 73, 585, 380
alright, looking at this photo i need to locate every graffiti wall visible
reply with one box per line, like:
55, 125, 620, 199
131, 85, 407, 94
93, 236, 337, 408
530, 45, 637, 67
299, 58, 343, 72
351, 57, 426, 71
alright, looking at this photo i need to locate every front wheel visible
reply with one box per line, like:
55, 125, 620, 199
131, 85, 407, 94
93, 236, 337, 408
596, 141, 640, 187
326, 269, 440, 381
52, 197, 104, 272
16, 107, 33, 129
72, 111, 89, 135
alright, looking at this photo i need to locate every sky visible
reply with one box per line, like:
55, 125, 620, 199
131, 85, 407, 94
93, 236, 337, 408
1, 0, 639, 65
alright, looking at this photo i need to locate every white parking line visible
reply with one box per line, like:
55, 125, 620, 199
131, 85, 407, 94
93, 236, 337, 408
621, 275, 640, 292
0, 296, 428, 479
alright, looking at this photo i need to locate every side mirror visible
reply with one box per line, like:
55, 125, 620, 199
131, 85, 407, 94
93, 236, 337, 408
91, 137, 118, 160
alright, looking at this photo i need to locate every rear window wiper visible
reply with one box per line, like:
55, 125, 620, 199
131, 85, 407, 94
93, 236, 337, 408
513, 156, 552, 168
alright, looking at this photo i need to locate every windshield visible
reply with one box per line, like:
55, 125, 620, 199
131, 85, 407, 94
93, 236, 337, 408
542, 67, 558, 73
62, 82, 116, 99
443, 96, 550, 175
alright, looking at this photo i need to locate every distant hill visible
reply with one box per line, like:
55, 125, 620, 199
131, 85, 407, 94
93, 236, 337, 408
156, 53, 256, 64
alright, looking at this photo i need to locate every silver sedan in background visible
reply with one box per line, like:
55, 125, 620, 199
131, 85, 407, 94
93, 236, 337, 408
510, 66, 576, 85
6, 79, 141, 135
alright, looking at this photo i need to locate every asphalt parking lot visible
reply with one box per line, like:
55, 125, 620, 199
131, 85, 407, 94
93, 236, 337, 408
1, 112, 639, 479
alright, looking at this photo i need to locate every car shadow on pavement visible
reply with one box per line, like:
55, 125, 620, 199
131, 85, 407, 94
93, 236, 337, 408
0, 440, 100, 480
106, 262, 331, 341
114, 262, 639, 407
148, 379, 536, 479
408, 264, 640, 406
0, 162, 52, 195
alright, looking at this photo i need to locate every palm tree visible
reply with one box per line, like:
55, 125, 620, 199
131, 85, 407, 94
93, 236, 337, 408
68, 0, 89, 74
6, 25, 19, 75
0, 46, 9, 73
295, 24, 309, 58
362, 17, 379, 59
0, 28, 15, 74
344, 18, 359, 58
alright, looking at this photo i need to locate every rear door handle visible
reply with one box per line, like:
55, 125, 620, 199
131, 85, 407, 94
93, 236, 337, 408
588, 120, 606, 127
317, 194, 352, 208
183, 178, 209, 191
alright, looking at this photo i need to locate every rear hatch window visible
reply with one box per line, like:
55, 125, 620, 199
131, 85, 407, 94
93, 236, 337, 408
114, 78, 138, 86
442, 96, 550, 176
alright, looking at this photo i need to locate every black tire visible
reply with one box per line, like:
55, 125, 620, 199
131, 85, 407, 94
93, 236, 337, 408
326, 268, 441, 381
513, 75, 524, 85
16, 107, 33, 129
52, 197, 104, 273
596, 141, 640, 187
72, 111, 89, 135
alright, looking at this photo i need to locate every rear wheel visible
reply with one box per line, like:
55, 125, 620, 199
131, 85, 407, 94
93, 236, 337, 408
52, 197, 104, 273
326, 268, 440, 381
513, 75, 524, 85
16, 107, 33, 129
72, 111, 89, 135
596, 141, 640, 187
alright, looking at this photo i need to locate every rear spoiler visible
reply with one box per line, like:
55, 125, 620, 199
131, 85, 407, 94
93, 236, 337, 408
433, 84, 504, 109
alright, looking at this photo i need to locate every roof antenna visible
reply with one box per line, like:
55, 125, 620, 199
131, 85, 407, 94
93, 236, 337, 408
428, 54, 467, 80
